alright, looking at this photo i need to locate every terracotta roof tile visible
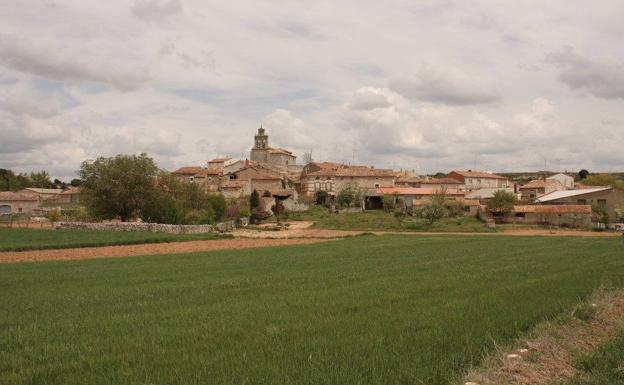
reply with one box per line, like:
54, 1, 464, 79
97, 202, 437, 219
451, 170, 507, 179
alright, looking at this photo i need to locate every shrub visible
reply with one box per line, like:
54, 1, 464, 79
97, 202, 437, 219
239, 207, 250, 218
46, 209, 62, 223
141, 191, 184, 224
184, 207, 216, 225
206, 194, 227, 221
421, 203, 447, 224
314, 191, 329, 205
336, 184, 361, 208
592, 203, 609, 226
382, 194, 397, 212
250, 189, 260, 210
445, 201, 464, 217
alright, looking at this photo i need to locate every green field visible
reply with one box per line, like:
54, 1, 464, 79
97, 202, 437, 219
0, 227, 231, 251
289, 206, 494, 232
1, 235, 623, 385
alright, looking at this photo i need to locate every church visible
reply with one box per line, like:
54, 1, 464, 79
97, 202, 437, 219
249, 126, 296, 168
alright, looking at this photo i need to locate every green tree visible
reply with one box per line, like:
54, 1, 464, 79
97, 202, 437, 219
141, 189, 184, 224
430, 188, 448, 206
582, 173, 624, 189
382, 194, 397, 212
250, 189, 260, 210
207, 194, 227, 221
578, 169, 589, 180
0, 169, 31, 191
486, 190, 517, 216
592, 203, 609, 227
30, 171, 53, 188
79, 153, 159, 221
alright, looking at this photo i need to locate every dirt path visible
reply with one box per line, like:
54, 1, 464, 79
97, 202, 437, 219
0, 238, 331, 264
234, 221, 622, 238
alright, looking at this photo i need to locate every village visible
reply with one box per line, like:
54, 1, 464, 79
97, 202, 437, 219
1, 125, 624, 230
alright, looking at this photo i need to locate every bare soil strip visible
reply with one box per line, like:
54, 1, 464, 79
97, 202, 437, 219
0, 238, 331, 264
234, 222, 621, 239
462, 288, 624, 385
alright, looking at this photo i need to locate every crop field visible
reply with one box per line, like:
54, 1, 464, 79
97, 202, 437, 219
0, 227, 231, 251
1, 235, 623, 385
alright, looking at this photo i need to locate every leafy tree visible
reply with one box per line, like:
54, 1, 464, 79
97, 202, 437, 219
250, 189, 260, 210
582, 173, 624, 189
486, 190, 517, 216
421, 203, 447, 224
0, 169, 31, 191
592, 203, 609, 227
578, 169, 589, 180
30, 171, 53, 188
79, 153, 159, 221
70, 179, 82, 187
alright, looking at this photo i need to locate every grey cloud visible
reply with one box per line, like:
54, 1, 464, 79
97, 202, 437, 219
389, 67, 501, 106
347, 89, 392, 110
0, 34, 148, 91
547, 46, 624, 99
131, 0, 182, 22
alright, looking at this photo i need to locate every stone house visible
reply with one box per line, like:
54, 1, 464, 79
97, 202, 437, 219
299, 163, 396, 199
419, 177, 465, 192
207, 157, 234, 170
519, 178, 565, 200
378, 187, 465, 208
225, 164, 285, 197
447, 170, 509, 191
507, 205, 592, 227
172, 167, 221, 193
547, 173, 575, 189
0, 191, 41, 214
537, 187, 624, 223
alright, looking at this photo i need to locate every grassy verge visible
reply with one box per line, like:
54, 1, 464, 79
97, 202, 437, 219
288, 205, 494, 232
1, 235, 623, 384
0, 227, 232, 252
568, 332, 624, 385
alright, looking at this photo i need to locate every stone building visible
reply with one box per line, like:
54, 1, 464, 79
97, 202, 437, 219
537, 187, 624, 223
299, 162, 395, 200
519, 178, 565, 200
447, 170, 509, 191
249, 126, 296, 168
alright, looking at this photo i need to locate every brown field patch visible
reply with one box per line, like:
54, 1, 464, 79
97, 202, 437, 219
0, 238, 332, 264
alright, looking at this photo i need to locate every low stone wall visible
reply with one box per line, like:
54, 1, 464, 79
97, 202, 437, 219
54, 218, 249, 234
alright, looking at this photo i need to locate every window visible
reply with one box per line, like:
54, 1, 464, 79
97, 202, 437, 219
577, 199, 587, 205
314, 182, 320, 191
597, 199, 607, 205
515, 212, 526, 218
374, 183, 380, 188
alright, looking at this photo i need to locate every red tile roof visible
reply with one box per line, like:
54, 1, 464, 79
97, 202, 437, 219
378, 187, 465, 196
421, 177, 463, 185
305, 165, 395, 178
208, 157, 232, 163
0, 191, 39, 201
519, 179, 563, 189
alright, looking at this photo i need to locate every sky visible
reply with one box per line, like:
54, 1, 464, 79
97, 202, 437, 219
1, 0, 623, 180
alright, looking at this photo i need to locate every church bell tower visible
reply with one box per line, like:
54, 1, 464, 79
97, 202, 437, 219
254, 125, 269, 149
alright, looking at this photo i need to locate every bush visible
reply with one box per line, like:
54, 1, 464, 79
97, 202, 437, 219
336, 184, 361, 208
314, 191, 329, 205
184, 207, 216, 225
46, 209, 62, 223
250, 208, 271, 224
239, 207, 250, 218
445, 201, 464, 217
141, 190, 184, 224
421, 203, 447, 224
206, 194, 227, 221
382, 194, 397, 212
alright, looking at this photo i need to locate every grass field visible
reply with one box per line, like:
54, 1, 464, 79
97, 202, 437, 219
289, 206, 494, 232
0, 227, 231, 251
1, 235, 624, 385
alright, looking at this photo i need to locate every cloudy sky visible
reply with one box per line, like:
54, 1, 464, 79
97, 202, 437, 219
1, 0, 623, 179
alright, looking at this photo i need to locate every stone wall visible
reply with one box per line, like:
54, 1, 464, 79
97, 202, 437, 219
54, 218, 249, 234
